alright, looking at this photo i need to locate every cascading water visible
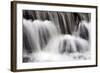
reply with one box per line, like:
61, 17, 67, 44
23, 19, 60, 51
23, 10, 91, 62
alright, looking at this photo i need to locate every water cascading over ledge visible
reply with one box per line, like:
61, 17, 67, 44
23, 10, 91, 62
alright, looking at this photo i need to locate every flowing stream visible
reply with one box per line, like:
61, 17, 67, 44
23, 10, 91, 62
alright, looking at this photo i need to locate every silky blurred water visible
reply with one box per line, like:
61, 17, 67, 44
23, 11, 91, 62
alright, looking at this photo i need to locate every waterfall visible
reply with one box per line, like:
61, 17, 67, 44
23, 10, 91, 62
23, 19, 60, 52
